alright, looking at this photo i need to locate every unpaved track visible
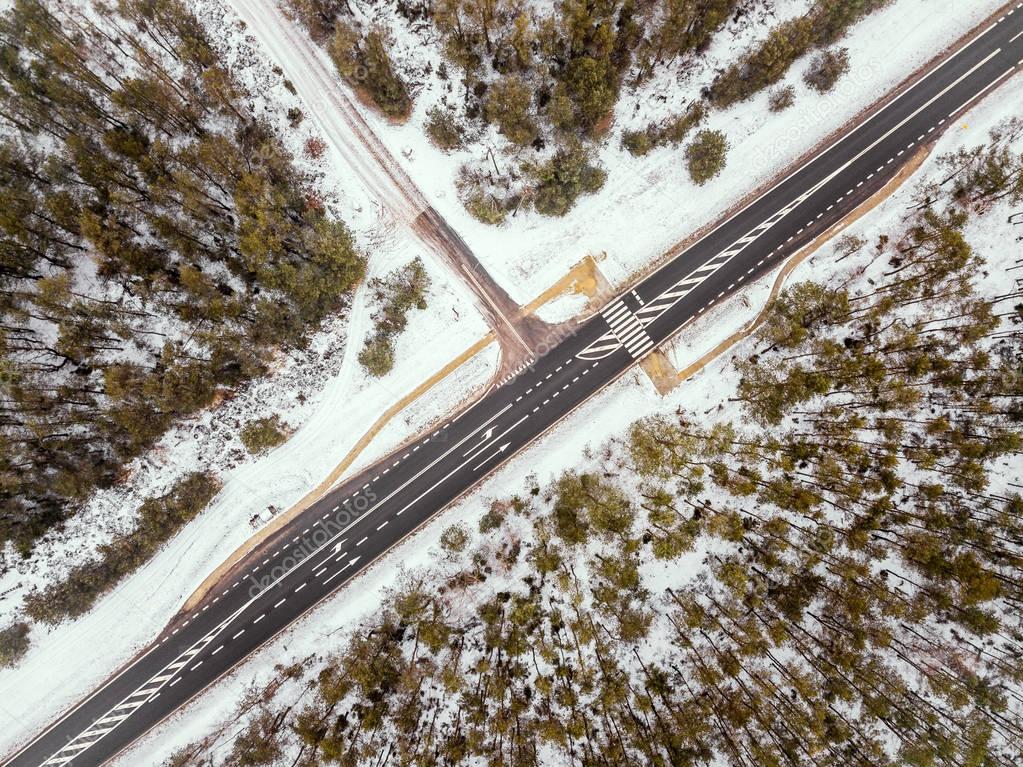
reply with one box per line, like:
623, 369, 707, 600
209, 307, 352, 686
228, 0, 542, 373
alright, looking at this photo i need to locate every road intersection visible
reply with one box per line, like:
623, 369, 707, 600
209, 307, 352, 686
6, 7, 1023, 765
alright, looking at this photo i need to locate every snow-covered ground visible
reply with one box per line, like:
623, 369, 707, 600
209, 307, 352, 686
347, 0, 1006, 303
111, 64, 1023, 767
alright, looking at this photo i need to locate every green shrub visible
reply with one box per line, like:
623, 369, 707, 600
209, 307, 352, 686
709, 0, 889, 107
329, 22, 411, 119
240, 416, 289, 455
440, 524, 470, 554
621, 103, 705, 156
768, 85, 796, 112
465, 193, 508, 225
425, 106, 464, 151
661, 103, 707, 145
532, 144, 606, 217
358, 333, 396, 377
0, 621, 30, 668
485, 76, 538, 146
621, 129, 655, 156
478, 504, 506, 533
803, 48, 850, 93
358, 259, 431, 376
686, 130, 729, 185
811, 0, 892, 44
710, 17, 815, 108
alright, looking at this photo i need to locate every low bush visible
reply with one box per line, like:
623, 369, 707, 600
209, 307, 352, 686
0, 621, 30, 668
709, 0, 889, 107
358, 333, 396, 377
425, 106, 464, 151
686, 130, 729, 185
622, 103, 706, 156
240, 416, 289, 455
440, 524, 469, 555
803, 48, 850, 93
358, 259, 431, 376
531, 144, 606, 217
329, 22, 411, 119
464, 193, 508, 225
768, 85, 796, 112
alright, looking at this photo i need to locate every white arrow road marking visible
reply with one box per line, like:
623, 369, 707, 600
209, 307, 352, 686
323, 556, 362, 585
462, 427, 498, 461
397, 416, 528, 517
473, 442, 511, 471
462, 426, 495, 456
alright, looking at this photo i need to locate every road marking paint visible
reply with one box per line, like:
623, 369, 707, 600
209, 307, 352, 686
211, 645, 223, 655
274, 598, 286, 608
357, 536, 368, 546
295, 582, 306, 593
254, 614, 265, 624
232, 630, 245, 640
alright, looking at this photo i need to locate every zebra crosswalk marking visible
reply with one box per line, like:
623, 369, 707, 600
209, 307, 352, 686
602, 302, 654, 358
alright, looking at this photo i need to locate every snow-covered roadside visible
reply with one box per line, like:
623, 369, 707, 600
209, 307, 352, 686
344, 0, 1005, 304
0, 2, 497, 755
111, 68, 1023, 767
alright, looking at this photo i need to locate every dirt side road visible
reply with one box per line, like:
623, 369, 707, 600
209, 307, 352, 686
227, 0, 544, 373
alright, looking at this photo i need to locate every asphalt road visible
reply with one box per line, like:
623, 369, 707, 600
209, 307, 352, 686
7, 8, 1023, 766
